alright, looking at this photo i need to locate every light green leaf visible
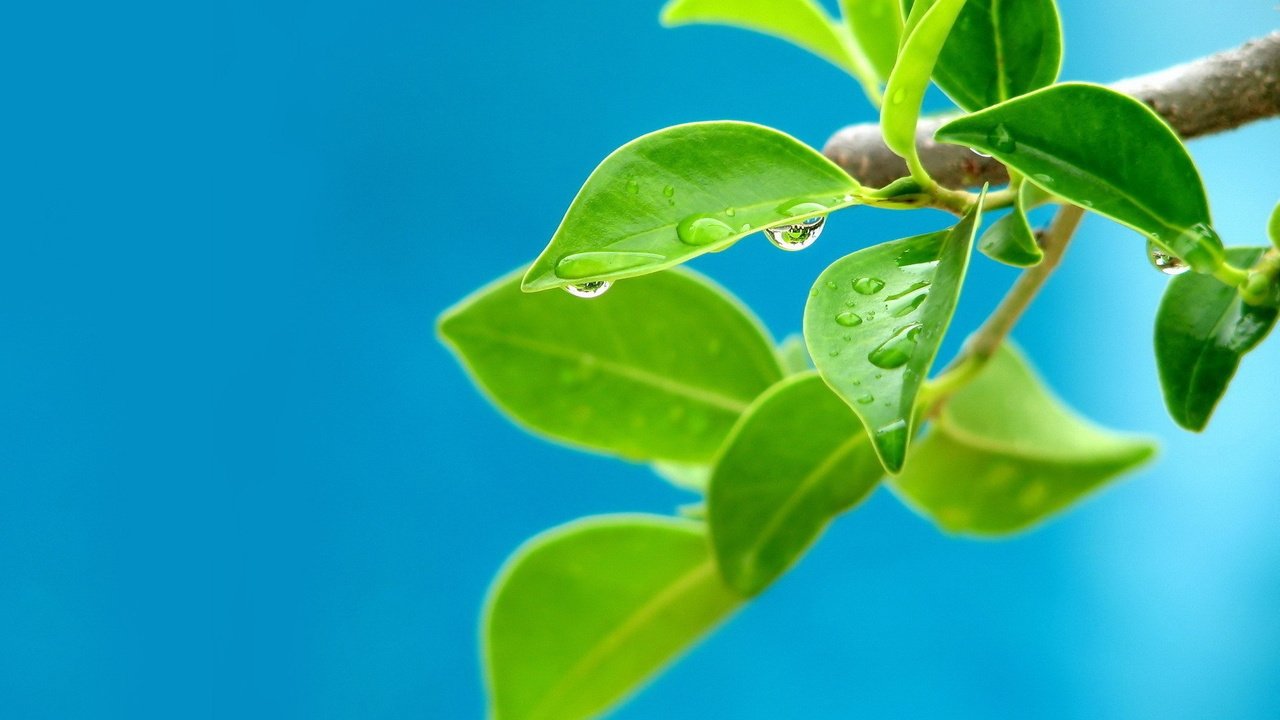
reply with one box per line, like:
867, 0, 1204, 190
978, 181, 1044, 267
936, 83, 1226, 272
882, 0, 968, 172
709, 372, 882, 595
840, 0, 904, 82
485, 515, 741, 720
652, 462, 711, 493
661, 0, 881, 102
1155, 247, 1279, 431
1269, 201, 1280, 248
439, 267, 783, 463
931, 0, 1062, 111
778, 333, 813, 375
892, 345, 1157, 535
804, 197, 983, 473
522, 122, 861, 292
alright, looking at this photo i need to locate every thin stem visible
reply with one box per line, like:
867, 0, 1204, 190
963, 203, 1086, 362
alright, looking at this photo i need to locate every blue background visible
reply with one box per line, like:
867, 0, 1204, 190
2, 1, 1277, 718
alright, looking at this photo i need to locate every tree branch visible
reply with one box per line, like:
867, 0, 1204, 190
824, 32, 1280, 189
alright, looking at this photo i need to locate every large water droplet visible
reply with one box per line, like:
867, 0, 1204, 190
987, 123, 1015, 153
867, 323, 923, 369
856, 393, 874, 405
676, 214, 734, 247
890, 293, 928, 317
564, 281, 611, 298
765, 216, 825, 251
1146, 239, 1190, 275
835, 311, 863, 327
555, 251, 665, 279
852, 277, 885, 295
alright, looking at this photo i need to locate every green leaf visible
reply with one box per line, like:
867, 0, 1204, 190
935, 83, 1226, 272
522, 122, 861, 292
661, 0, 881, 102
778, 333, 813, 375
839, 0, 904, 82
1155, 247, 1279, 431
931, 0, 1062, 111
485, 515, 741, 720
882, 0, 968, 171
891, 345, 1157, 535
652, 462, 711, 493
709, 372, 882, 595
440, 267, 783, 463
978, 181, 1044, 267
1269, 201, 1280, 249
804, 197, 983, 473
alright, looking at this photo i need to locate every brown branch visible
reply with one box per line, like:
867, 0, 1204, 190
824, 32, 1280, 189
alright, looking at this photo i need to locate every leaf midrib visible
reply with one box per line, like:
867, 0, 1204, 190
449, 325, 752, 414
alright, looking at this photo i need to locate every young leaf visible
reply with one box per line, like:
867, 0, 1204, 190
709, 372, 882, 595
1269, 201, 1280, 248
652, 462, 711, 493
440, 267, 783, 463
804, 197, 983, 473
935, 83, 1226, 272
778, 334, 813, 375
522, 122, 861, 292
839, 0, 904, 82
484, 515, 741, 720
931, 0, 1062, 111
978, 181, 1044, 267
891, 345, 1157, 535
1155, 247, 1279, 431
881, 0, 968, 172
661, 0, 881, 102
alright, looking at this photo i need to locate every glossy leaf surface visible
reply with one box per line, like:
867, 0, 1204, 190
978, 181, 1044, 267
485, 515, 740, 720
931, 0, 1062, 111
1155, 247, 1279, 431
882, 0, 967, 167
936, 83, 1224, 270
805, 199, 982, 473
892, 346, 1157, 535
660, 0, 879, 98
709, 373, 882, 595
440, 268, 783, 463
523, 122, 860, 292
840, 0, 904, 81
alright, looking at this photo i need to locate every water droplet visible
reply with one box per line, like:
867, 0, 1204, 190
886, 281, 931, 300
725, 207, 736, 217
987, 123, 1015, 153
890, 293, 928, 318
835, 311, 863, 327
865, 311, 876, 320
1146, 239, 1190, 275
851, 378, 861, 386
867, 323, 923, 369
676, 214, 735, 247
626, 178, 639, 194
856, 393, 874, 404
764, 216, 826, 251
852, 277, 885, 295
1031, 173, 1055, 187
663, 185, 675, 198
739, 223, 752, 233
825, 281, 838, 290
555, 251, 665, 279
564, 281, 612, 298
828, 349, 840, 358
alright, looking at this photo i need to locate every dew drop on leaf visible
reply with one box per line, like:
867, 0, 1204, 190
867, 323, 924, 369
675, 214, 734, 247
856, 393, 874, 405
1146, 239, 1191, 276
835, 311, 863, 327
662, 185, 675, 198
852, 277, 885, 295
563, 281, 612, 299
764, 216, 825, 251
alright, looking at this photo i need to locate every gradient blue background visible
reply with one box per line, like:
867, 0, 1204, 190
2, 1, 1277, 718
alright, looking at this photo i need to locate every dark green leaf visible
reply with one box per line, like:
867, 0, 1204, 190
882, 0, 967, 171
932, 0, 1062, 111
522, 122, 861, 292
978, 181, 1044, 267
804, 197, 982, 473
660, 0, 880, 101
440, 267, 783, 463
839, 0, 904, 82
485, 515, 741, 720
778, 334, 813, 375
935, 83, 1225, 272
709, 373, 882, 595
1155, 247, 1279, 431
892, 345, 1157, 535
